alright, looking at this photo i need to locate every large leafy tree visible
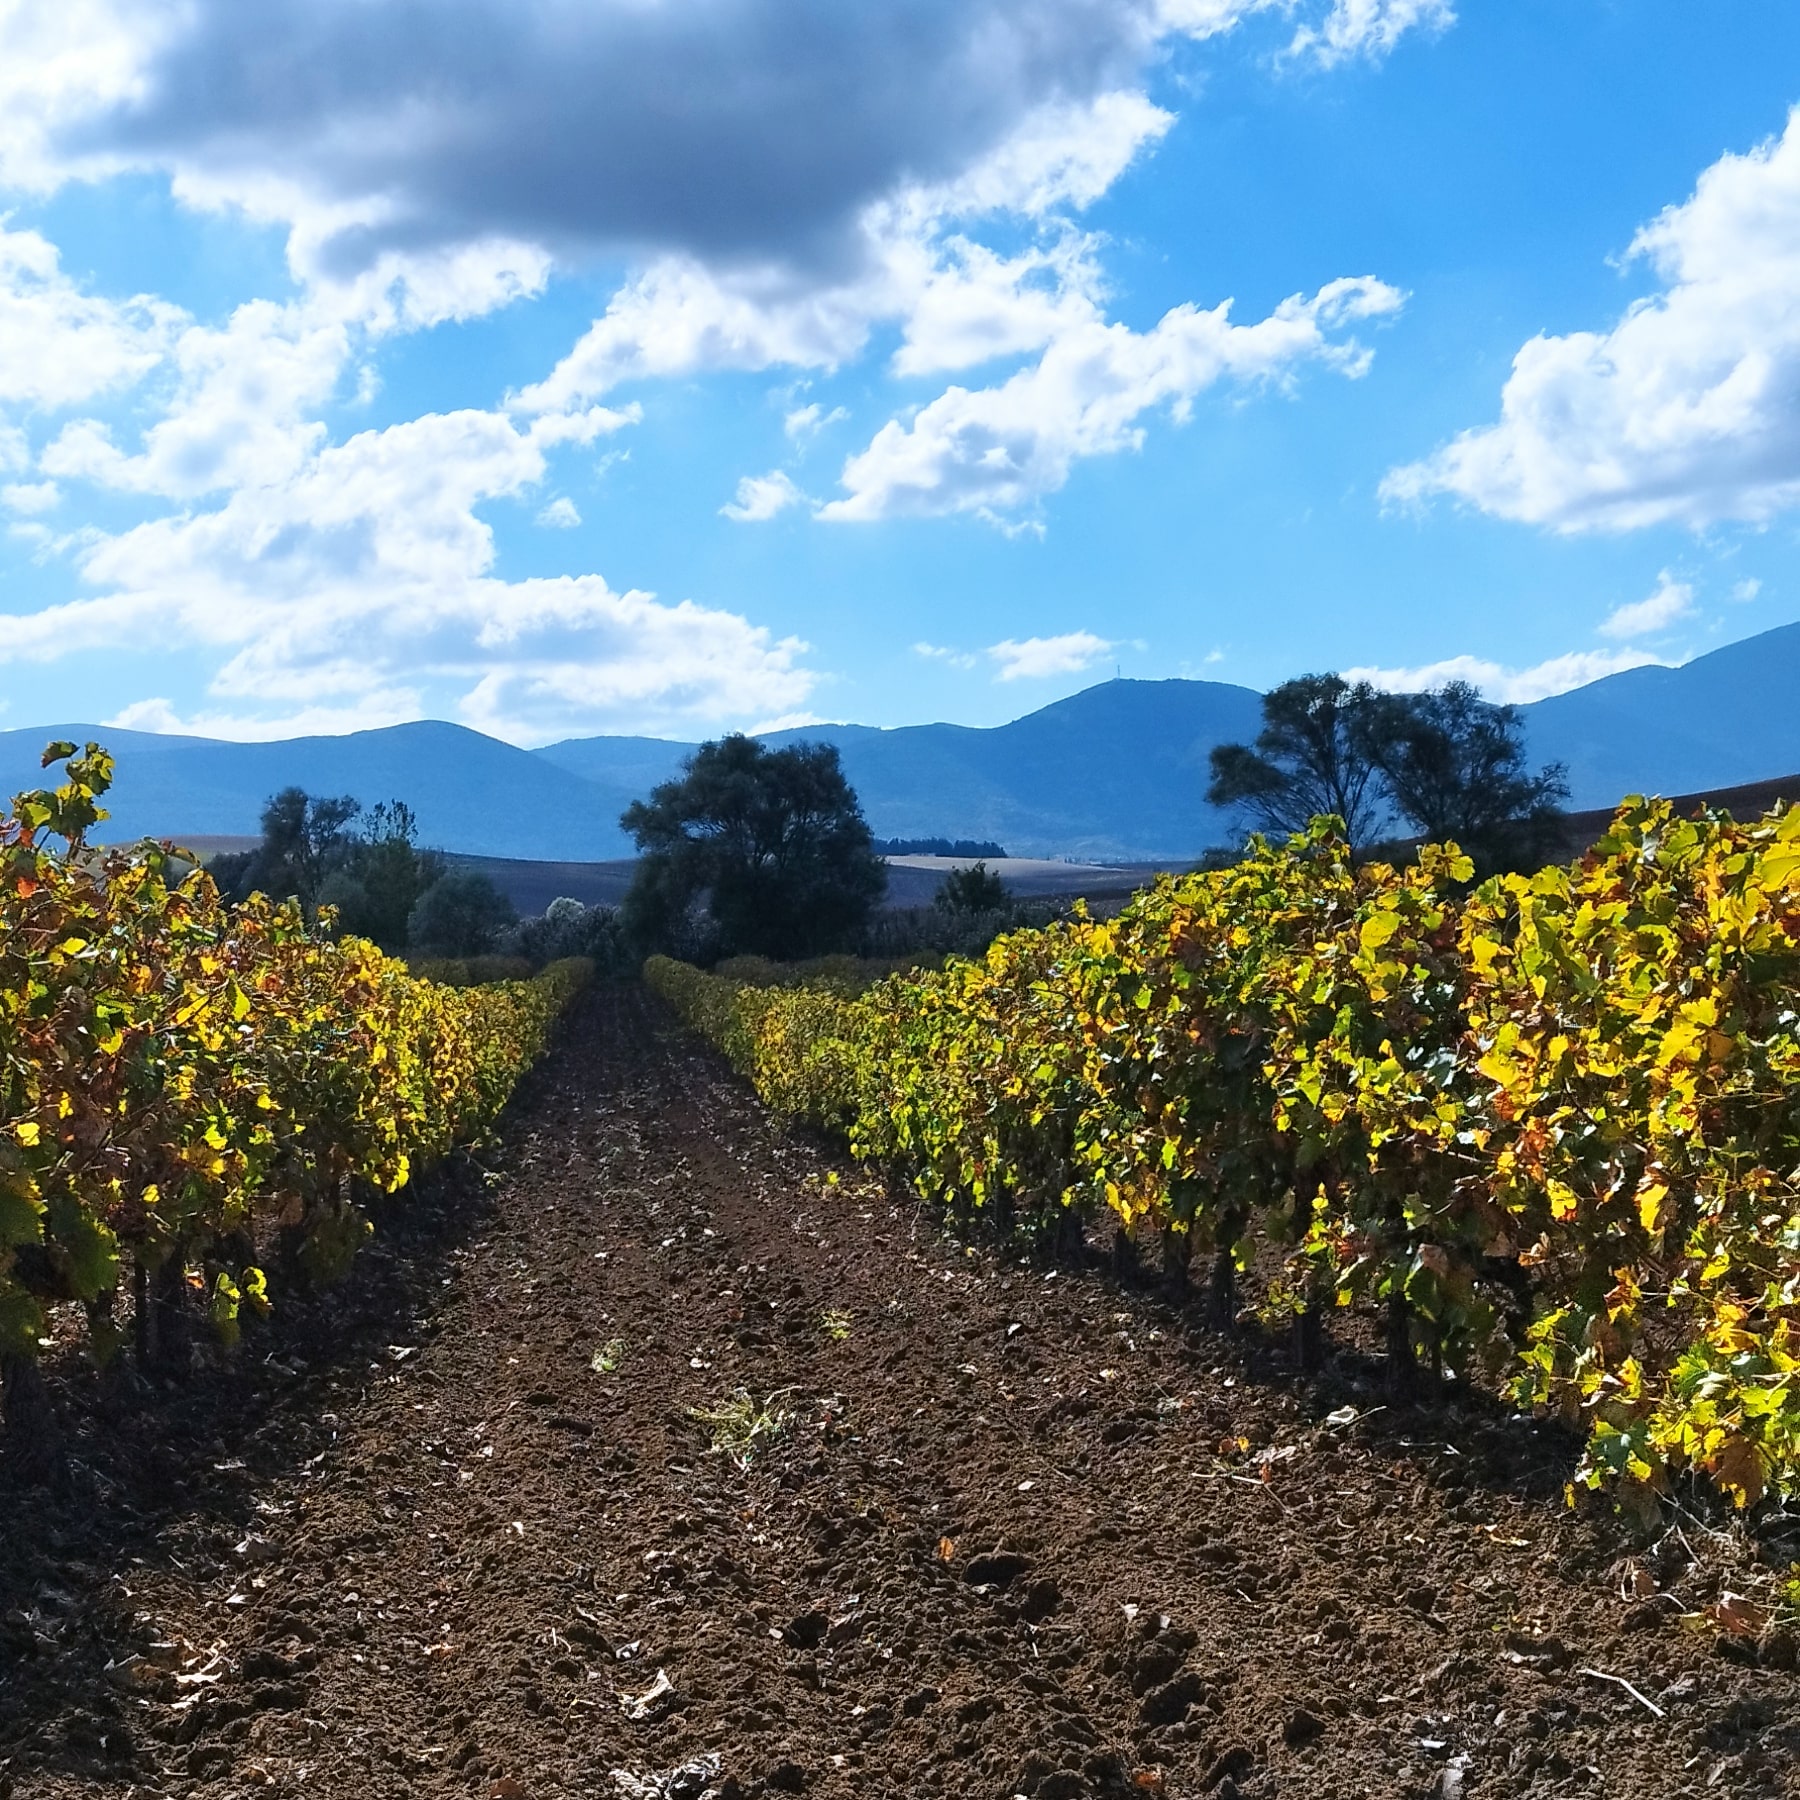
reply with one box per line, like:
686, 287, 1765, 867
622, 735, 887, 959
1207, 674, 1390, 847
1361, 680, 1568, 869
1208, 673, 1566, 867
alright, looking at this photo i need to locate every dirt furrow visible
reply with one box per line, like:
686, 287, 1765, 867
1, 982, 1795, 1800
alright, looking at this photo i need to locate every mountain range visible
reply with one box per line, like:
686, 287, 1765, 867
6, 619, 1800, 863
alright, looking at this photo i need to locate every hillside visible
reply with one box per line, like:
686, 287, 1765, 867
0, 721, 638, 860
541, 677, 1266, 861
1522, 620, 1800, 807
12, 618, 1800, 862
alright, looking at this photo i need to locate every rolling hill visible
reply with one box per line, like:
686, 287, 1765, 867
0, 721, 638, 860
9, 618, 1800, 864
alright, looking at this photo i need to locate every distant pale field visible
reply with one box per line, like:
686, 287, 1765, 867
136, 839, 1172, 913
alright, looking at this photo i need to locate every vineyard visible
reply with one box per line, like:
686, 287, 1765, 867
647, 801, 1800, 1513
3, 757, 1799, 1799
0, 742, 589, 1458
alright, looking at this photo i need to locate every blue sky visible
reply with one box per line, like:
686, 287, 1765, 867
0, 0, 1797, 744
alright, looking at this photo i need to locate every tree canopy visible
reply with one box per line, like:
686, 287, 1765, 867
621, 735, 887, 959
1206, 674, 1390, 847
936, 860, 1009, 915
1360, 680, 1568, 868
210, 789, 518, 954
1207, 674, 1566, 867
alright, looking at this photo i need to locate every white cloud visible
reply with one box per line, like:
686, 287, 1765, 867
822, 276, 1402, 522
720, 470, 808, 523
42, 298, 347, 498
1, 480, 59, 514
987, 630, 1113, 682
784, 402, 848, 441
891, 231, 1110, 379
1598, 572, 1694, 640
1732, 576, 1763, 602
0, 2, 1446, 281
3, 399, 812, 743
0, 222, 182, 410
515, 257, 884, 415
1344, 647, 1668, 706
535, 496, 581, 529
928, 88, 1175, 218
1287, 0, 1455, 67
107, 693, 422, 741
1385, 108, 1800, 533
913, 640, 979, 670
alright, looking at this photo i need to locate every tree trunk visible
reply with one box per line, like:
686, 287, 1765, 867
1162, 1225, 1191, 1293
1386, 1287, 1415, 1400
1110, 1224, 1138, 1280
134, 1258, 155, 1370
1055, 1205, 1086, 1266
1209, 1250, 1237, 1331
1, 1353, 61, 1485
150, 1254, 190, 1377
1294, 1303, 1325, 1371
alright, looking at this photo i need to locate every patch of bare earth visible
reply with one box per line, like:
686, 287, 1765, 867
1, 983, 1796, 1800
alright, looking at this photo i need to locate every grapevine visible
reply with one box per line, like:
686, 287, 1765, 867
0, 742, 590, 1430
648, 800, 1800, 1509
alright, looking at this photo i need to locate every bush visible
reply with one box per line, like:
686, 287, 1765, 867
407, 870, 518, 957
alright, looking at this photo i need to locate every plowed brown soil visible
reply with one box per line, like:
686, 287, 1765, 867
2, 983, 1797, 1800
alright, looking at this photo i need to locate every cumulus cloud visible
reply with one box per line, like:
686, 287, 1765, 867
0, 221, 183, 410
784, 403, 848, 440
988, 630, 1114, 681
1598, 572, 1694, 641
1, 480, 59, 514
1287, 0, 1455, 66
1, 400, 813, 742
535, 496, 580, 528
1343, 647, 1668, 706
43, 299, 348, 498
1384, 108, 1800, 533
1732, 576, 1763, 602
720, 470, 809, 523
2, 0, 1447, 282
822, 276, 1402, 522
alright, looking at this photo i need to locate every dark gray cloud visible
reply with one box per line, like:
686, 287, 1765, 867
68, 0, 1174, 274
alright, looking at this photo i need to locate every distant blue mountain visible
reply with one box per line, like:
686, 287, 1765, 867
539, 677, 1268, 860
1520, 621, 1800, 808
9, 620, 1800, 863
0, 720, 638, 859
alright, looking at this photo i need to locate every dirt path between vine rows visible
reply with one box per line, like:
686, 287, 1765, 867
2, 982, 1798, 1800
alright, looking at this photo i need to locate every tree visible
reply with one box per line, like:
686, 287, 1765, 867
1208, 673, 1568, 869
1207, 675, 1390, 847
211, 787, 362, 910
213, 790, 447, 949
1360, 681, 1567, 870
937, 860, 1009, 914
621, 734, 887, 959
407, 870, 518, 957
343, 802, 445, 950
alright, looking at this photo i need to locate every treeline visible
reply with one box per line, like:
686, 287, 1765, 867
210, 788, 516, 957
648, 798, 1800, 1511
872, 837, 1009, 859
1209, 674, 1567, 870
211, 787, 623, 970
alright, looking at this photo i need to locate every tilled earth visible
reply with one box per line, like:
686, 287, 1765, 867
2, 982, 1798, 1800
